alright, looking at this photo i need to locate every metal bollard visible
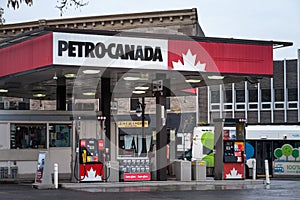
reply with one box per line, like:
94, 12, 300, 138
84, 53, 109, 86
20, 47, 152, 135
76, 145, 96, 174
54, 163, 59, 189
252, 159, 256, 180
264, 160, 270, 185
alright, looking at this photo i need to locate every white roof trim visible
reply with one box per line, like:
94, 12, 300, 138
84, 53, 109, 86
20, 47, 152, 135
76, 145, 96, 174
246, 125, 300, 140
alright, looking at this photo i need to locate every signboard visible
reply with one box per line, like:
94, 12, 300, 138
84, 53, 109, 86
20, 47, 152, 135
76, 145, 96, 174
117, 120, 149, 128
274, 162, 300, 176
123, 173, 151, 181
80, 163, 104, 182
192, 126, 214, 161
53, 32, 168, 70
0, 31, 275, 78
98, 139, 104, 151
33, 151, 53, 189
52, 32, 273, 75
224, 163, 245, 179
35, 152, 46, 183
168, 40, 273, 75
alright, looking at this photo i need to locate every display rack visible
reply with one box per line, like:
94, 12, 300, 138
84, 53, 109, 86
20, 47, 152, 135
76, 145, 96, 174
118, 157, 151, 181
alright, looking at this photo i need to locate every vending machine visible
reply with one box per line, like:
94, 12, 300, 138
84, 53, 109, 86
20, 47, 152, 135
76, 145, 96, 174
223, 119, 246, 180
79, 138, 105, 182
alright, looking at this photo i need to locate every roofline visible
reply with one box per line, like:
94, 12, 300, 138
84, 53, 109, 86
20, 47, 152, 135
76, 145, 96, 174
0, 26, 293, 50
1, 8, 198, 30
247, 123, 300, 126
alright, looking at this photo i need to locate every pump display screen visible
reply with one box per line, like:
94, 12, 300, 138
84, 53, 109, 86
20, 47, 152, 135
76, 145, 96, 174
223, 141, 244, 163
79, 139, 104, 164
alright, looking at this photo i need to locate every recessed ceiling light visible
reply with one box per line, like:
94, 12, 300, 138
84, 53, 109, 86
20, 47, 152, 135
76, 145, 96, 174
207, 75, 224, 80
0, 89, 8, 93
33, 93, 46, 97
135, 86, 149, 90
83, 70, 101, 74
82, 92, 96, 96
185, 79, 201, 83
132, 90, 146, 94
53, 73, 58, 80
64, 73, 77, 78
124, 77, 140, 81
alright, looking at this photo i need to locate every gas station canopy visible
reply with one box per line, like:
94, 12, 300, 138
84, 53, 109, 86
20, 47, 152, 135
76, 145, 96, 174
0, 27, 292, 100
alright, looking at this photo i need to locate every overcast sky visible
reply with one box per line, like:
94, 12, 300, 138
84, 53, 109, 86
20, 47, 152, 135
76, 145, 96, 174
1, 0, 299, 60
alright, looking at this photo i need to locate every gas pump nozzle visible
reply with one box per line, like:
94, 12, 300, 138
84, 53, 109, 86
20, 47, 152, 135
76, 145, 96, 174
82, 150, 87, 164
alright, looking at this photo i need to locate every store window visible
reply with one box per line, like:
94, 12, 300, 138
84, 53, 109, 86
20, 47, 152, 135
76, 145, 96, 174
261, 89, 271, 110
118, 133, 152, 157
224, 90, 232, 103
288, 88, 297, 101
49, 124, 72, 147
261, 89, 271, 102
166, 97, 171, 110
223, 90, 232, 110
211, 90, 220, 103
10, 124, 46, 149
275, 89, 284, 102
130, 98, 139, 111
235, 90, 245, 102
248, 89, 258, 102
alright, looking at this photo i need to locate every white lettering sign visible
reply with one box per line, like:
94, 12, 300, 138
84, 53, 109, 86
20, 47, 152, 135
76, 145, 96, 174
53, 32, 168, 70
274, 161, 300, 176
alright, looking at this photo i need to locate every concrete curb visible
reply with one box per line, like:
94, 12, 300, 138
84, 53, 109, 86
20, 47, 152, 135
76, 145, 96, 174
60, 179, 264, 189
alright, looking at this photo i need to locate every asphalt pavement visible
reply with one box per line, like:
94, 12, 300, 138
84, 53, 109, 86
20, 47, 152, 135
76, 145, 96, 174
1, 179, 300, 200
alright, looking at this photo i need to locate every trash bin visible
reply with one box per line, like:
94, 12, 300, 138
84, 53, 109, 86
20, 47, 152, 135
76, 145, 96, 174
0, 167, 9, 179
192, 160, 206, 181
10, 166, 18, 179
174, 160, 191, 181
108, 161, 119, 182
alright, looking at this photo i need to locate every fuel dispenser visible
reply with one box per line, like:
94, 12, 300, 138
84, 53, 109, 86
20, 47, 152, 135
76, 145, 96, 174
73, 115, 110, 182
79, 138, 105, 182
222, 119, 246, 180
214, 118, 246, 180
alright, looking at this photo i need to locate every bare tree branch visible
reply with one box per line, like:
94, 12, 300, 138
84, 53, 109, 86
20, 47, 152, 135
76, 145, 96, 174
1, 0, 89, 24
56, 0, 89, 16
7, 0, 33, 9
0, 7, 5, 25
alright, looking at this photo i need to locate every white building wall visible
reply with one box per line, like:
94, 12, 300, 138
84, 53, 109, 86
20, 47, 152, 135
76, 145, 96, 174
0, 122, 10, 149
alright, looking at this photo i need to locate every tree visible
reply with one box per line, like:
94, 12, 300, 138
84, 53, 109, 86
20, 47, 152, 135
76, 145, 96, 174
6, 0, 33, 9
56, 0, 89, 16
292, 148, 299, 161
0, 7, 4, 24
201, 131, 214, 150
281, 144, 293, 161
274, 148, 283, 159
1, 0, 89, 24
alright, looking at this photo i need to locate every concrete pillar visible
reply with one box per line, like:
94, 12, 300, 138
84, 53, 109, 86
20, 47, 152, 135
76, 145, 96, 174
214, 119, 224, 180
101, 78, 111, 152
155, 74, 169, 181
56, 77, 66, 111
156, 95, 167, 181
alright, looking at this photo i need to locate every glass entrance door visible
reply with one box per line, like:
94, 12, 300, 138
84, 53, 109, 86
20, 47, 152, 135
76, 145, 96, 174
255, 141, 273, 175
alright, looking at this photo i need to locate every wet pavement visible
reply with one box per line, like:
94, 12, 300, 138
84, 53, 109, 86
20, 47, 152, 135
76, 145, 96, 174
72, 183, 264, 193
0, 180, 300, 200
1, 179, 300, 200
